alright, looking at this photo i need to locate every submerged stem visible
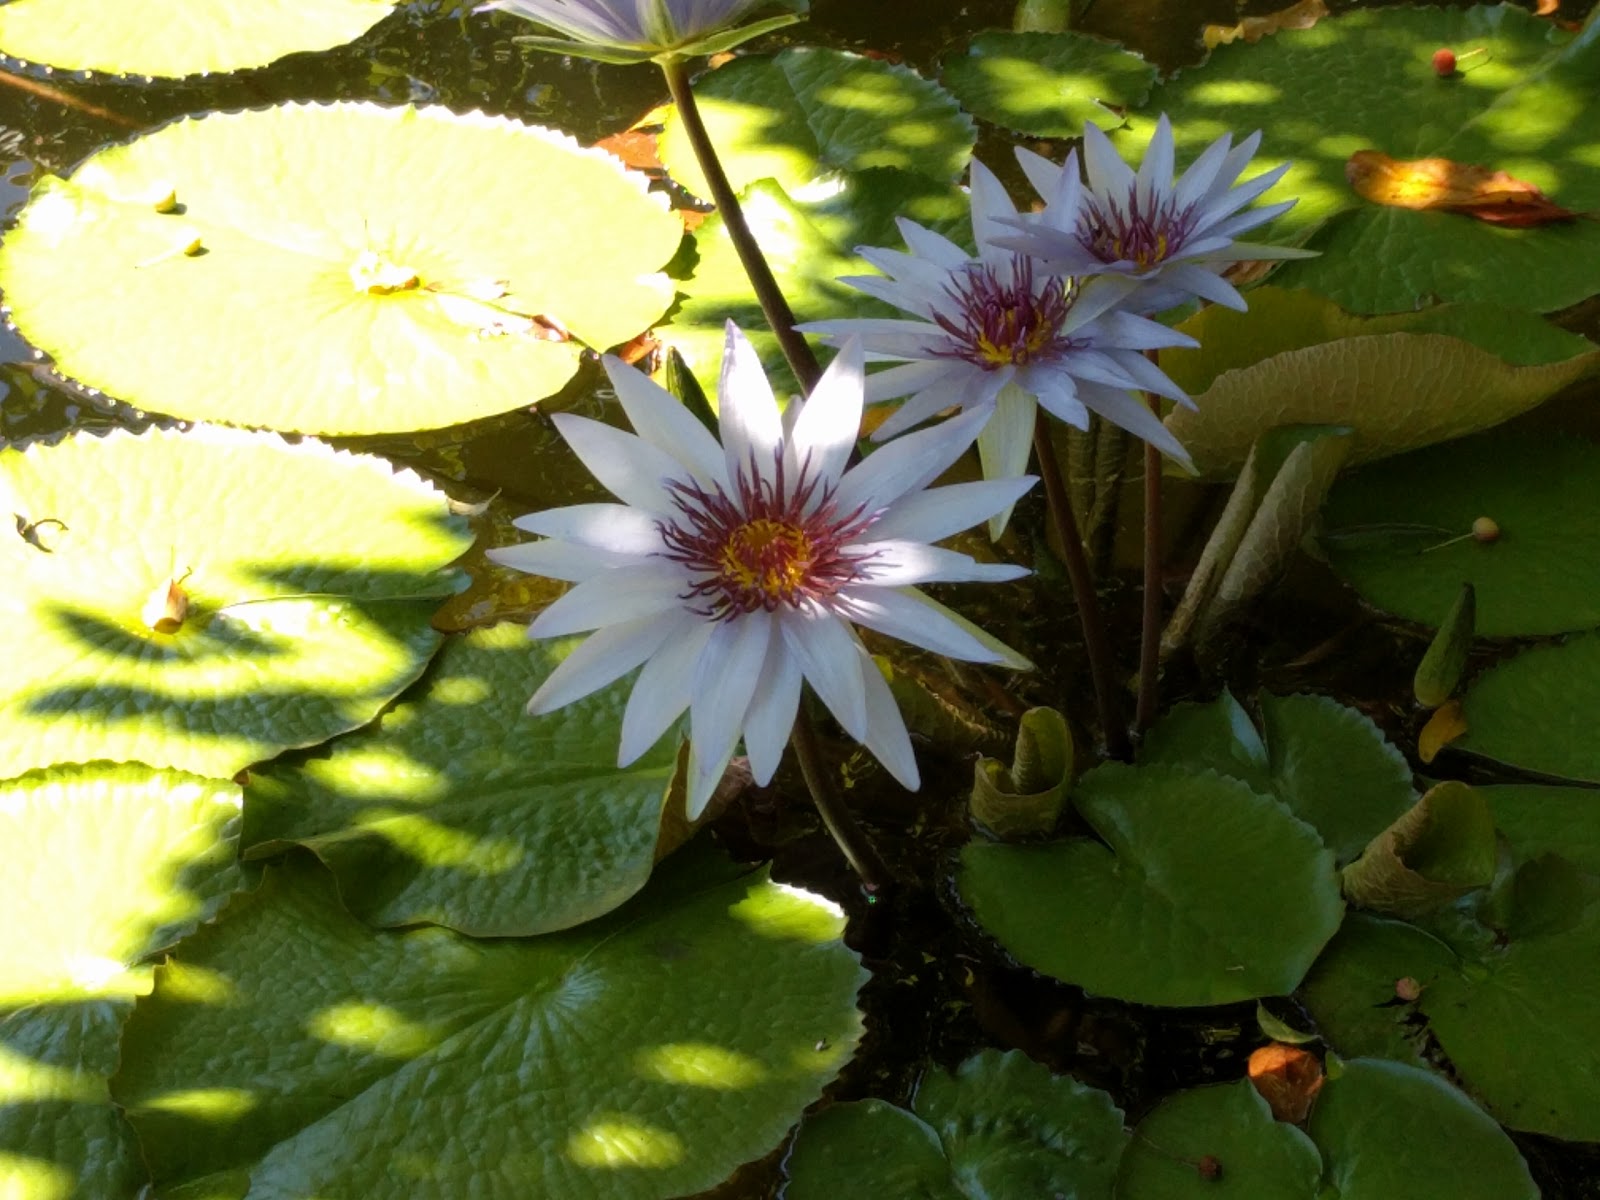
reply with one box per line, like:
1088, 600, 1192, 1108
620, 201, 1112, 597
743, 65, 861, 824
660, 58, 822, 394
790, 704, 890, 895
1032, 411, 1131, 761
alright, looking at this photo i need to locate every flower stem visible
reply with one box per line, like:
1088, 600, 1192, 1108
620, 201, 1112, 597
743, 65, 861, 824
1032, 411, 1131, 761
660, 58, 822, 394
1135, 419, 1162, 734
790, 704, 891, 894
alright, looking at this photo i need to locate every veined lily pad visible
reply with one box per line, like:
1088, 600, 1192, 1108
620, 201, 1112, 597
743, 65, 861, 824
1482, 783, 1600, 875
658, 48, 975, 200
1322, 433, 1600, 636
784, 1050, 1127, 1200
959, 763, 1343, 1006
939, 30, 1157, 139
0, 425, 469, 779
0, 102, 681, 435
1456, 633, 1600, 782
0, 0, 396, 77
1135, 5, 1600, 312
245, 623, 685, 937
112, 850, 867, 1198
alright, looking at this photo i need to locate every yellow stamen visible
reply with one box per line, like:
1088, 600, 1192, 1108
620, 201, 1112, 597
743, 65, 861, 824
720, 519, 813, 599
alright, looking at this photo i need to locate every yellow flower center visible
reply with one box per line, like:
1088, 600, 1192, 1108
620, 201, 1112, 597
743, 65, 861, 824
719, 518, 814, 604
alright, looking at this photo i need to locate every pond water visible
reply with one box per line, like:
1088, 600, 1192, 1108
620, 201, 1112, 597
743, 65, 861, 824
3, 1, 1600, 1197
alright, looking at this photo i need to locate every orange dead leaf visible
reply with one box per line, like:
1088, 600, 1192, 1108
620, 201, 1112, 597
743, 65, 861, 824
1419, 699, 1468, 764
1203, 0, 1327, 48
1535, 0, 1559, 15
1248, 1043, 1325, 1124
1346, 149, 1582, 227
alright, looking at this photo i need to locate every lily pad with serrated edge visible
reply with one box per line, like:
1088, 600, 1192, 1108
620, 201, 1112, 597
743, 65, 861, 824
0, 0, 396, 78
244, 623, 685, 937
0, 102, 682, 435
959, 762, 1344, 1007
940, 30, 1156, 139
1321, 432, 1600, 636
111, 848, 867, 1199
0, 425, 470, 779
1454, 632, 1600, 783
659, 47, 975, 201
1134, 4, 1600, 312
784, 1050, 1126, 1200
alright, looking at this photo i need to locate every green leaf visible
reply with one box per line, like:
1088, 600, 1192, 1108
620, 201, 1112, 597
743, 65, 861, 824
1308, 1059, 1537, 1199
969, 706, 1073, 839
1413, 583, 1476, 708
1482, 783, 1600, 875
1457, 632, 1600, 782
959, 763, 1343, 1006
1341, 782, 1498, 919
245, 623, 684, 937
1140, 692, 1416, 866
0, 425, 469, 779
1323, 432, 1600, 637
785, 1050, 1126, 1200
1137, 5, 1600, 311
0, 103, 682, 435
112, 850, 867, 1197
939, 31, 1156, 139
0, 0, 395, 77
659, 48, 975, 199
1115, 1080, 1320, 1200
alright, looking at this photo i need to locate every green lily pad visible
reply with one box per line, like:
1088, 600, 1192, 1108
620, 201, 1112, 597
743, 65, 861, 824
112, 849, 866, 1198
1482, 783, 1600, 874
1456, 633, 1600, 782
659, 48, 974, 200
1137, 4, 1600, 312
1115, 1080, 1321, 1199
939, 30, 1156, 139
0, 0, 395, 77
1322, 433, 1600, 637
0, 102, 681, 435
244, 623, 684, 937
785, 1050, 1126, 1200
1139, 691, 1415, 865
1309, 1058, 1537, 1199
959, 763, 1344, 1006
0, 425, 469, 779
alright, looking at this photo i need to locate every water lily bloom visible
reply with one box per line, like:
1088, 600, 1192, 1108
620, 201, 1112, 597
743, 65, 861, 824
798, 158, 1197, 536
478, 0, 807, 64
999, 114, 1311, 314
489, 322, 1034, 817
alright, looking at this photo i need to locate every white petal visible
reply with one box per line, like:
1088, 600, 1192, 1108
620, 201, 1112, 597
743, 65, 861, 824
869, 476, 1038, 543
1171, 130, 1235, 213
718, 322, 783, 487
1135, 114, 1175, 210
1015, 144, 1064, 200
796, 317, 952, 361
1075, 382, 1194, 471
689, 610, 773, 784
789, 337, 864, 491
513, 502, 666, 553
527, 559, 686, 637
855, 645, 919, 790
976, 383, 1037, 539
870, 372, 975, 440
1158, 262, 1248, 311
832, 405, 988, 518
968, 157, 1018, 245
618, 615, 712, 764
525, 612, 679, 715
486, 539, 638, 582
779, 608, 867, 740
839, 587, 1030, 667
685, 741, 734, 820
861, 359, 958, 407
552, 414, 682, 513
854, 540, 1030, 585
1081, 120, 1137, 200
895, 217, 970, 269
742, 641, 803, 785
602, 354, 728, 489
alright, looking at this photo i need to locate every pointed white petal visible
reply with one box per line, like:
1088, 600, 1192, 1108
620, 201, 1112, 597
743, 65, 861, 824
1015, 144, 1064, 200
551, 415, 682, 513
741, 638, 802, 785
486, 539, 638, 582
797, 317, 953, 360
832, 405, 988, 517
689, 610, 772, 777
855, 540, 1031, 585
789, 337, 864, 490
602, 354, 728, 488
527, 559, 685, 637
895, 218, 971, 269
618, 615, 712, 764
860, 359, 959, 408
1135, 114, 1175, 210
1160, 262, 1248, 311
512, 502, 666, 553
685, 741, 734, 820
869, 372, 974, 439
1171, 131, 1234, 213
968, 157, 1019, 244
1075, 382, 1194, 471
855, 646, 919, 790
1081, 120, 1137, 200
780, 609, 867, 740
526, 612, 679, 715
870, 476, 1038, 543
840, 587, 1031, 667
975, 383, 1037, 538
718, 322, 783, 487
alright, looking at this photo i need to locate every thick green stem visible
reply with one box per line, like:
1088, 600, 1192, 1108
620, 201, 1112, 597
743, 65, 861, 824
660, 58, 822, 394
790, 705, 890, 894
1033, 411, 1131, 761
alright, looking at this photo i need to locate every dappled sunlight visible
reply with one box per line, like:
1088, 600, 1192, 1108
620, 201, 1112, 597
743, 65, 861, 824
0, 1043, 101, 1105
353, 808, 526, 873
138, 1086, 257, 1123
0, 1153, 74, 1200
727, 880, 845, 944
634, 1042, 768, 1089
306, 1000, 443, 1058
566, 1116, 685, 1169
154, 962, 239, 1007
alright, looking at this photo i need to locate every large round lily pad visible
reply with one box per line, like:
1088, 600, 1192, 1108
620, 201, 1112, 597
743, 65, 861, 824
960, 763, 1344, 1006
0, 425, 469, 778
1482, 783, 1600, 875
112, 849, 867, 1198
1135, 4, 1600, 312
1457, 633, 1600, 782
245, 623, 686, 937
1322, 433, 1600, 636
0, 102, 682, 434
785, 1050, 1126, 1200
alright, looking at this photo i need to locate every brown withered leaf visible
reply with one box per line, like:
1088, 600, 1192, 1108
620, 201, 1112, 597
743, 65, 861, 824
1346, 149, 1583, 227
1248, 1043, 1325, 1123
1419, 698, 1468, 764
1203, 0, 1327, 49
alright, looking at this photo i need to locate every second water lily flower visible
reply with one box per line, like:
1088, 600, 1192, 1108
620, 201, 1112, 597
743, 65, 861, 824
490, 322, 1034, 817
479, 0, 808, 64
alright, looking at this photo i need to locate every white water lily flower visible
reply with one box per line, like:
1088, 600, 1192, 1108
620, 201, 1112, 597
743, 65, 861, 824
999, 113, 1311, 314
478, 0, 806, 64
798, 157, 1196, 536
489, 322, 1034, 817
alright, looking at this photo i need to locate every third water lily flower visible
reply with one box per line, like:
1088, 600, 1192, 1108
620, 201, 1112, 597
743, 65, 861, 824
479, 0, 808, 64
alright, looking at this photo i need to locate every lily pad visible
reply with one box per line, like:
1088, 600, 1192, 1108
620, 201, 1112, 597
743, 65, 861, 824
1456, 633, 1600, 782
1115, 1080, 1321, 1199
244, 623, 685, 937
112, 849, 867, 1198
0, 102, 682, 434
1322, 433, 1600, 636
959, 762, 1343, 1006
784, 1050, 1126, 1200
1137, 4, 1600, 312
659, 48, 974, 200
1139, 691, 1415, 865
0, 425, 469, 779
939, 30, 1156, 139
0, 0, 395, 77
1482, 783, 1600, 874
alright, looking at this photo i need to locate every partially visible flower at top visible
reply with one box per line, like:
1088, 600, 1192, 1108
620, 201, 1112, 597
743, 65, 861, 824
998, 114, 1313, 315
477, 0, 808, 64
799, 157, 1197, 536
488, 321, 1034, 817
